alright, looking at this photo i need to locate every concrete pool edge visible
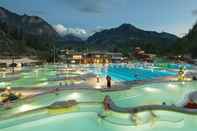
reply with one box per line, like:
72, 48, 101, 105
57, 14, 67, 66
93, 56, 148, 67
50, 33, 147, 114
107, 96, 197, 115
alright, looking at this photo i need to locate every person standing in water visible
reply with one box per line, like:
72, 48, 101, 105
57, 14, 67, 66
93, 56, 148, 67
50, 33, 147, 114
103, 95, 110, 111
96, 75, 100, 83
106, 75, 111, 88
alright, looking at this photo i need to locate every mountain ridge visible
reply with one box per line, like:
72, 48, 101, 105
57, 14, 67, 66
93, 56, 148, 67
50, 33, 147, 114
0, 6, 60, 60
0, 6, 196, 59
86, 23, 178, 55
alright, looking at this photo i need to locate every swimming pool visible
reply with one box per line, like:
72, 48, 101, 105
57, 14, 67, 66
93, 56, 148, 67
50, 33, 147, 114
0, 63, 195, 131
0, 64, 176, 89
0, 81, 197, 131
90, 64, 176, 81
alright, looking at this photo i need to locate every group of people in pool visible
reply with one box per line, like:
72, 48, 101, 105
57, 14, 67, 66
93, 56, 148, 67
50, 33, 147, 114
96, 75, 112, 89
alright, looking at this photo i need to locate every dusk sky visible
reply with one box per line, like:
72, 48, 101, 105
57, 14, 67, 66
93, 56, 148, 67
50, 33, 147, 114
1, 0, 197, 38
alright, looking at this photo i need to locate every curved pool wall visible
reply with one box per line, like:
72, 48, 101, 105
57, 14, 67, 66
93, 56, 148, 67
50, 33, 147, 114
107, 96, 197, 114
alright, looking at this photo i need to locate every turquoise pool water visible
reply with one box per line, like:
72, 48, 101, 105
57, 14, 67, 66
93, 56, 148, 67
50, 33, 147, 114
0, 81, 197, 131
90, 64, 176, 81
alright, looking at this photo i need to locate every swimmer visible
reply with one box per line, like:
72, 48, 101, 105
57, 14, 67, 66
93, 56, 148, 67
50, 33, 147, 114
97, 113, 107, 119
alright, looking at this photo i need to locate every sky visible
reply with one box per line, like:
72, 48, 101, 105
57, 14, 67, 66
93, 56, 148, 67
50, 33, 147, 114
1, 0, 197, 38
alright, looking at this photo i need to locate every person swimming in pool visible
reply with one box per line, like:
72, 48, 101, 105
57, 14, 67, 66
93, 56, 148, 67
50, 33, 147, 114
134, 74, 138, 79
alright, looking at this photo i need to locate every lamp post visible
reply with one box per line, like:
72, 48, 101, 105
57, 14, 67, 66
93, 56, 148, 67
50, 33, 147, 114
11, 56, 14, 73
50, 45, 56, 64
53, 45, 56, 64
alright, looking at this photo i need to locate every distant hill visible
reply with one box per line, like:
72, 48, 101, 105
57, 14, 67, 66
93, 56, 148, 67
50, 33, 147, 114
87, 24, 178, 55
56, 34, 84, 46
62, 34, 83, 42
56, 34, 86, 51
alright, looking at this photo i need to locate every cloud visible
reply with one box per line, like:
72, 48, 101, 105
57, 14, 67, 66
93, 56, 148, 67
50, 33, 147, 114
62, 0, 105, 13
53, 24, 87, 38
53, 24, 103, 39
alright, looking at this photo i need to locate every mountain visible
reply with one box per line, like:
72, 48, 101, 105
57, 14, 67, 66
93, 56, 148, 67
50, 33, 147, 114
174, 23, 197, 58
62, 34, 83, 42
1, 6, 195, 60
0, 7, 58, 39
0, 7, 59, 60
87, 24, 178, 55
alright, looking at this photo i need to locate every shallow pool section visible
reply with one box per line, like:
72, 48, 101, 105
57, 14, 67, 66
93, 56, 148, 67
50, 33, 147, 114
0, 65, 84, 88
